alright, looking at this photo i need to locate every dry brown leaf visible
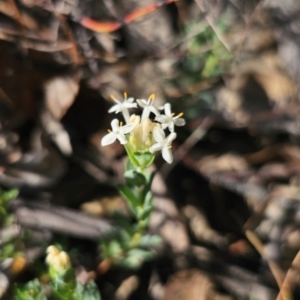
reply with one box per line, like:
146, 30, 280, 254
44, 74, 80, 120
164, 269, 212, 300
115, 275, 139, 300
235, 52, 296, 105
164, 269, 231, 300
198, 153, 249, 174
183, 205, 228, 247
272, 184, 300, 202
80, 196, 130, 218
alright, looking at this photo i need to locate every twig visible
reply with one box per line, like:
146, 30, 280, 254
193, 0, 232, 54
245, 230, 285, 295
102, 0, 122, 22
155, 21, 209, 58
276, 251, 300, 300
58, 14, 79, 65
191, 246, 276, 299
0, 87, 15, 108
7, 0, 25, 29
0, 272, 9, 298
243, 195, 271, 230
10, 198, 116, 240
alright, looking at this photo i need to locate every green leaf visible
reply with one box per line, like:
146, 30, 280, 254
137, 205, 152, 221
134, 190, 153, 222
107, 240, 122, 257
144, 191, 152, 206
127, 248, 154, 259
3, 188, 19, 202
118, 248, 155, 269
201, 52, 219, 79
125, 157, 136, 171
133, 152, 155, 169
0, 244, 14, 260
138, 235, 162, 248
124, 170, 146, 187
78, 281, 101, 300
51, 277, 78, 300
117, 184, 139, 207
14, 279, 46, 300
124, 145, 140, 167
141, 172, 155, 202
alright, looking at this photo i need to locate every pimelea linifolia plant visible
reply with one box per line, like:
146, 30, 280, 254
15, 245, 101, 300
100, 93, 185, 268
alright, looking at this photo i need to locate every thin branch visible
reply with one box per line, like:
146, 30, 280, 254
245, 230, 285, 296
10, 198, 116, 240
194, 0, 232, 54
276, 251, 300, 300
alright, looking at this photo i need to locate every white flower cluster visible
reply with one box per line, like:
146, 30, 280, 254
101, 93, 185, 164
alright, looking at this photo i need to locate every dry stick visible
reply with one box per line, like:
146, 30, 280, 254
243, 194, 272, 230
194, 0, 266, 63
11, 198, 115, 240
0, 87, 15, 108
7, 0, 28, 52
173, 0, 186, 25
7, 0, 25, 29
155, 21, 209, 58
102, 0, 121, 21
276, 251, 300, 300
193, 0, 232, 54
58, 14, 79, 65
245, 230, 286, 298
236, 198, 288, 299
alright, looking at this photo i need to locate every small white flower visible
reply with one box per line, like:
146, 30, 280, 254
149, 127, 177, 164
101, 119, 135, 146
108, 93, 137, 124
136, 94, 162, 120
155, 103, 186, 132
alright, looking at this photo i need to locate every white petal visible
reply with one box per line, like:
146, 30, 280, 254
101, 132, 116, 146
149, 143, 163, 153
120, 123, 135, 134
136, 99, 147, 108
121, 108, 130, 124
148, 106, 160, 116
161, 123, 168, 130
166, 132, 177, 143
155, 115, 169, 124
124, 102, 138, 109
168, 122, 175, 132
126, 97, 135, 103
164, 103, 172, 116
117, 133, 127, 144
174, 118, 186, 126
111, 119, 120, 131
108, 105, 121, 113
141, 107, 151, 120
162, 147, 173, 164
153, 127, 165, 143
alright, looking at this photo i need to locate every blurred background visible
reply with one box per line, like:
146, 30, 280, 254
1, 0, 300, 299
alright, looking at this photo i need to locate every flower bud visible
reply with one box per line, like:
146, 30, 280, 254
46, 245, 71, 273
